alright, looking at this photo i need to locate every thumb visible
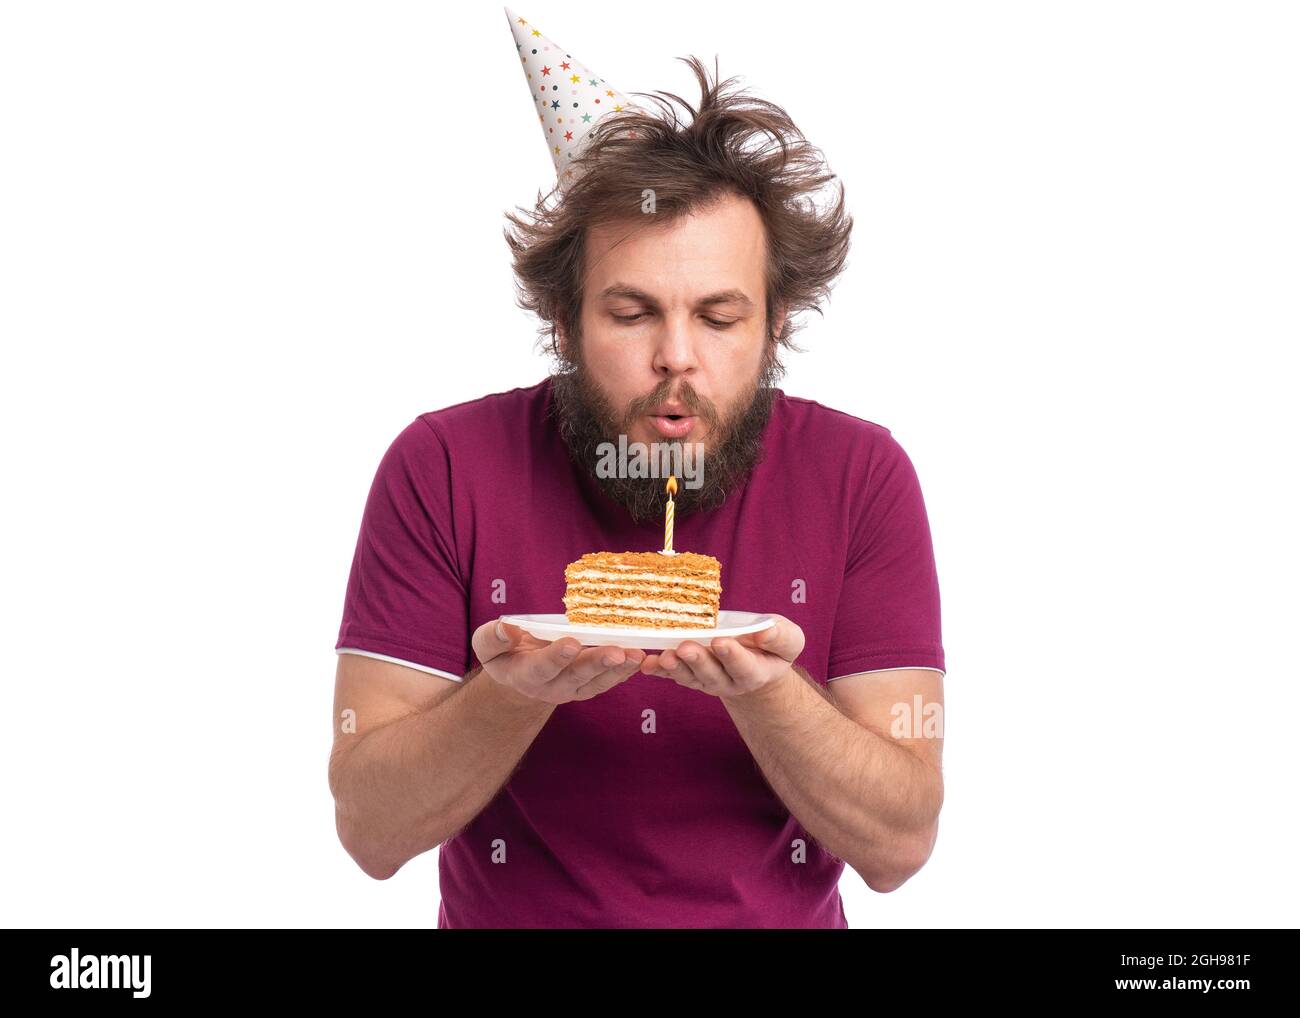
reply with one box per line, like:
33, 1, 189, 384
474, 617, 522, 664
495, 619, 524, 648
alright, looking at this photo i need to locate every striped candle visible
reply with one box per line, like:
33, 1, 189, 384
663, 475, 677, 553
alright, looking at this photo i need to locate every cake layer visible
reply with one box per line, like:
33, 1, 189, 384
564, 585, 717, 608
566, 550, 720, 575
564, 594, 714, 615
566, 569, 720, 591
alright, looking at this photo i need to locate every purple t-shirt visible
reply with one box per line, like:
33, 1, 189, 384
335, 377, 944, 928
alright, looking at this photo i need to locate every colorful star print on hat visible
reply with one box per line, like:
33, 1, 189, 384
505, 7, 643, 188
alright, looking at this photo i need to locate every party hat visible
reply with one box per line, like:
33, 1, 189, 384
505, 7, 643, 187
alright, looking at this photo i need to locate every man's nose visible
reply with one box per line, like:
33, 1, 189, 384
651, 313, 700, 377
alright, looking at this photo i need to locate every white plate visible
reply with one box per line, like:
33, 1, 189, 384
498, 611, 775, 650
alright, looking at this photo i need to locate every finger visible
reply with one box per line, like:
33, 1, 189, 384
556, 644, 633, 686
571, 651, 645, 700
707, 636, 767, 684
638, 652, 675, 679
655, 647, 683, 679
733, 616, 804, 661
654, 647, 701, 685
523, 636, 584, 684
674, 640, 734, 690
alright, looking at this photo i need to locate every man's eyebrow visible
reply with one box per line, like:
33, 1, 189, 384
596, 284, 755, 310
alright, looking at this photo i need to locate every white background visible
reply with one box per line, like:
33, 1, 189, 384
2, 0, 1297, 928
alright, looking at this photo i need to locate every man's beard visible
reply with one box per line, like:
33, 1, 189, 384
548, 345, 784, 525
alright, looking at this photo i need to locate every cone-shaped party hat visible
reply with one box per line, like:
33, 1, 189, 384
505, 7, 643, 188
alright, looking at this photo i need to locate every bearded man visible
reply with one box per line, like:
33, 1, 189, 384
329, 40, 946, 928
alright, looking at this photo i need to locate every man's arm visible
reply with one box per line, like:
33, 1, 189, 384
328, 621, 645, 880
721, 666, 944, 893
328, 651, 555, 880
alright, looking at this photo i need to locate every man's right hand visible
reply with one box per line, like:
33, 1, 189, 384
470, 619, 645, 704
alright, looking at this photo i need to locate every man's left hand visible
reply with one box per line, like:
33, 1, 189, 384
638, 613, 805, 698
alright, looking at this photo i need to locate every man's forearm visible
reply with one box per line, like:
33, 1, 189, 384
722, 668, 942, 891
331, 668, 555, 879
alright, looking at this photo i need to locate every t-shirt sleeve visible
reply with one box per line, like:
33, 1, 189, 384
334, 416, 471, 682
826, 431, 946, 680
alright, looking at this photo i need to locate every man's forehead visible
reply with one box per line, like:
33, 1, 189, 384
583, 195, 767, 273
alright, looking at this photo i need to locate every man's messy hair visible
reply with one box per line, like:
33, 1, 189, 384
503, 55, 853, 363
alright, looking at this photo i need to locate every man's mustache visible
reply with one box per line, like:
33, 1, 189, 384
623, 384, 721, 431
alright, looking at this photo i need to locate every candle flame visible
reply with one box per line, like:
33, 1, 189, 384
666, 475, 678, 497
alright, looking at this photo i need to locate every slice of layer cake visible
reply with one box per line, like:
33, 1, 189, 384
563, 550, 722, 630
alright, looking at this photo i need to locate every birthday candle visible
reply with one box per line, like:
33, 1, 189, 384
664, 475, 677, 553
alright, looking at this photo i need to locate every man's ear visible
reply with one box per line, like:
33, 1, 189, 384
770, 301, 788, 342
